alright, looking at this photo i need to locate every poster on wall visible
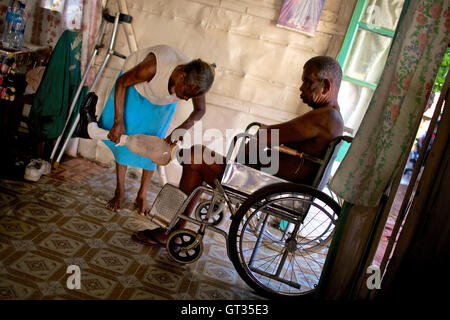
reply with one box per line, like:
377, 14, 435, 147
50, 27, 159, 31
276, 0, 325, 37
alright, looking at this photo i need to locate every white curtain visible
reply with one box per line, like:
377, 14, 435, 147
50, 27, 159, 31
338, 0, 405, 133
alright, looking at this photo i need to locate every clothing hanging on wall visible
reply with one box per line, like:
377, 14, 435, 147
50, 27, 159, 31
28, 30, 87, 140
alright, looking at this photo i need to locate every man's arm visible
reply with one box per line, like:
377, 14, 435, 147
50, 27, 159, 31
264, 111, 321, 146
108, 53, 157, 144
165, 94, 206, 144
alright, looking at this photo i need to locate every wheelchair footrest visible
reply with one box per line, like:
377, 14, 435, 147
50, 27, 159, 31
148, 184, 187, 229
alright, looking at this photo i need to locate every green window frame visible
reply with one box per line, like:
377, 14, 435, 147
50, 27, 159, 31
336, 0, 406, 135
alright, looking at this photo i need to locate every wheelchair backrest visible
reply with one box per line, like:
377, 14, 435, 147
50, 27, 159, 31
312, 135, 353, 191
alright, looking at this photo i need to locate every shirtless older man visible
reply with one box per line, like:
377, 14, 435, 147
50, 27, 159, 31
132, 55, 344, 247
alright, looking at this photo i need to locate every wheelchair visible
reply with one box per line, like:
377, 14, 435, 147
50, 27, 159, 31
146, 122, 352, 299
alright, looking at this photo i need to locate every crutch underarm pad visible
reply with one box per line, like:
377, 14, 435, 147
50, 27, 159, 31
103, 12, 132, 24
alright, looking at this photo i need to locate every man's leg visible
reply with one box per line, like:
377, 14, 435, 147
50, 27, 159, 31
177, 160, 205, 225
106, 162, 127, 212
176, 149, 226, 227
132, 162, 204, 245
132, 145, 226, 246
135, 169, 154, 216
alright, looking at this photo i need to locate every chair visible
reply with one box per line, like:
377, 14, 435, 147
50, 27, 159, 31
143, 123, 353, 298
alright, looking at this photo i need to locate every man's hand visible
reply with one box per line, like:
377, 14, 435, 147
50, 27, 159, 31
108, 122, 125, 144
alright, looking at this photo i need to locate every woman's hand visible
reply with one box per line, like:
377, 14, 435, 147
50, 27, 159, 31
164, 133, 173, 146
108, 122, 125, 144
164, 130, 184, 147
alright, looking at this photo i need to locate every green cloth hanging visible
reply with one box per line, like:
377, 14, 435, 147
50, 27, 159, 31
28, 30, 87, 140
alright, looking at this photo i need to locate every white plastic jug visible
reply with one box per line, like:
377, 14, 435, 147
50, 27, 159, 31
125, 134, 177, 166
87, 123, 178, 165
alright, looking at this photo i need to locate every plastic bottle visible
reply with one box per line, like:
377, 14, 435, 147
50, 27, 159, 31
125, 134, 174, 165
86, 123, 175, 165
2, 0, 19, 48
11, 1, 26, 50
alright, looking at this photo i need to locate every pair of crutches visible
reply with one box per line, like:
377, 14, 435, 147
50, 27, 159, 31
49, 10, 132, 168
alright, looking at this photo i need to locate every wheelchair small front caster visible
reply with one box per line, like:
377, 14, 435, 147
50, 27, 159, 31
166, 229, 203, 264
195, 201, 224, 226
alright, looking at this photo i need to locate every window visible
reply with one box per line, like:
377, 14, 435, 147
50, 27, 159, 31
337, 0, 406, 134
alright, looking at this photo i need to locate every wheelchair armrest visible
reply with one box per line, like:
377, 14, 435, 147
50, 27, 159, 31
226, 129, 327, 165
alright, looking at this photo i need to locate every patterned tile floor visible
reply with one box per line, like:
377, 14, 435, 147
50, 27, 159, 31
0, 156, 265, 300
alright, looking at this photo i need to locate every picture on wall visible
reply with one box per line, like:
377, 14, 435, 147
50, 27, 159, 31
277, 0, 325, 37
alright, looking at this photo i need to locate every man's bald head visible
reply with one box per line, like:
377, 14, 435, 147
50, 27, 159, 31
304, 56, 342, 90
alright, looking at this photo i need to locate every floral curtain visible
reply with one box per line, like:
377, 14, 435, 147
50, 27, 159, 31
79, 0, 102, 85
330, 0, 450, 207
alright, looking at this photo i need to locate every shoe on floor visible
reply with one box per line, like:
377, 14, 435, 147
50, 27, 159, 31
24, 159, 51, 182
76, 92, 98, 139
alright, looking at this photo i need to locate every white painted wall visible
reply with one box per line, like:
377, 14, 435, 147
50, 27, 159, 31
78, 0, 356, 185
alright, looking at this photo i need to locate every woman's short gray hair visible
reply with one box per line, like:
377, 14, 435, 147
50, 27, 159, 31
181, 59, 216, 96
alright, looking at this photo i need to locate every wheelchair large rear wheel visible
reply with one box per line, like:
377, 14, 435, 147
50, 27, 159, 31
228, 182, 340, 299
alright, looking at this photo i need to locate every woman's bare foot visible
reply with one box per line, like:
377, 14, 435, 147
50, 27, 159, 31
134, 196, 150, 216
106, 190, 124, 212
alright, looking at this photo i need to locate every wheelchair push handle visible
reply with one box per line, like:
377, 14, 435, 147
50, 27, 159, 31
273, 145, 298, 156
273, 145, 324, 164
